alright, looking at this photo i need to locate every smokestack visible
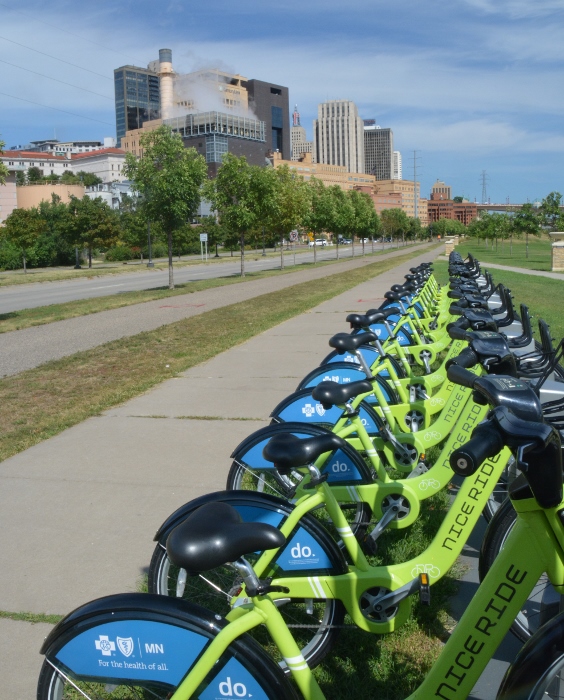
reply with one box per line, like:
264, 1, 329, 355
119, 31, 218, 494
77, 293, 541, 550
159, 48, 174, 120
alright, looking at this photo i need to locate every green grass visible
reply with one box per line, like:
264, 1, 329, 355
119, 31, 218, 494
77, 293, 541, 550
0, 246, 437, 463
0, 610, 63, 625
0, 243, 422, 334
314, 489, 459, 699
434, 258, 564, 340
455, 235, 553, 272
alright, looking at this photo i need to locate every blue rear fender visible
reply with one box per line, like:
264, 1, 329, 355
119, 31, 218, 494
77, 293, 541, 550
152, 491, 348, 577
229, 424, 375, 488
41, 593, 293, 698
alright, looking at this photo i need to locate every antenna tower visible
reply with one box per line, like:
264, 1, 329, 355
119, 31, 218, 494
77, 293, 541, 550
480, 170, 490, 204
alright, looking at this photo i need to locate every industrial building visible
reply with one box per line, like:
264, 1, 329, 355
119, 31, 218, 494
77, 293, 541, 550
115, 49, 290, 167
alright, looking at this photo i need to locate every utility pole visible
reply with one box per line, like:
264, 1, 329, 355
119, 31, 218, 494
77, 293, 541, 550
412, 151, 421, 220
480, 170, 490, 204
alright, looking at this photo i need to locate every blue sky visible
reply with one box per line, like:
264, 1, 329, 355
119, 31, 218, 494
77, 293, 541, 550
1, 0, 563, 204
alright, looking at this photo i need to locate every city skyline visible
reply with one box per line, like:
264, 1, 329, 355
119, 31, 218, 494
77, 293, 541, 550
1, 0, 562, 204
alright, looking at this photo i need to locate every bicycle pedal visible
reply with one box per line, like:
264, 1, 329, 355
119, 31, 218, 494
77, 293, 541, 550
418, 573, 431, 606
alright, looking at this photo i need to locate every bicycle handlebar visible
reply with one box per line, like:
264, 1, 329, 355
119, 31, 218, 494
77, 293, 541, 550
448, 347, 478, 369
450, 422, 504, 476
446, 364, 477, 388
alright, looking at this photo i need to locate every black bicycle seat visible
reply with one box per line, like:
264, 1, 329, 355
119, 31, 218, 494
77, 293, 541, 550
167, 502, 285, 574
330, 332, 377, 354
312, 379, 374, 408
263, 432, 347, 473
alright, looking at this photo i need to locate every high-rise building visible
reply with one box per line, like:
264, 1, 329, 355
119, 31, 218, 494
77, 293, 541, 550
290, 105, 314, 161
313, 100, 365, 173
363, 124, 393, 180
246, 79, 290, 160
114, 62, 160, 146
393, 151, 402, 180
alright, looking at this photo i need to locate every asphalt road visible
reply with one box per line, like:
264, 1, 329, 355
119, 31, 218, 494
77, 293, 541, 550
0, 243, 394, 314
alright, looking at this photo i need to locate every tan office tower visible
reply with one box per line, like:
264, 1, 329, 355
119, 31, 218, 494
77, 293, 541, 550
314, 100, 365, 173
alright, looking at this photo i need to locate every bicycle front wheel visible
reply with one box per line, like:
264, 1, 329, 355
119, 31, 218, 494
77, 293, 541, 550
497, 612, 564, 699
480, 497, 563, 641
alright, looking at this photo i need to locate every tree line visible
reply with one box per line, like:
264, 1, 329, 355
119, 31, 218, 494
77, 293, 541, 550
2, 128, 562, 282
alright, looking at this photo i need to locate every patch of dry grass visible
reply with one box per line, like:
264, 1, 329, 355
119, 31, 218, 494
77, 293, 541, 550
0, 247, 436, 462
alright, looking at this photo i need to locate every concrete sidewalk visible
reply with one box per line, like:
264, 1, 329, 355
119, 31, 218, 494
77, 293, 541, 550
0, 247, 517, 698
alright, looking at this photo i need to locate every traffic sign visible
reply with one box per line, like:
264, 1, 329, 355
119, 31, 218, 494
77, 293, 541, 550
200, 233, 208, 242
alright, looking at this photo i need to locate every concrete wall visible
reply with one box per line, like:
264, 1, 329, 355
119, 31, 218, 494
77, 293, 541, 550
0, 177, 18, 224
16, 184, 85, 209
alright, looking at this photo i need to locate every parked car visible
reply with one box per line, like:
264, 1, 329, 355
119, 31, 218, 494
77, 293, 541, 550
359, 238, 370, 243
308, 239, 327, 247
338, 238, 352, 244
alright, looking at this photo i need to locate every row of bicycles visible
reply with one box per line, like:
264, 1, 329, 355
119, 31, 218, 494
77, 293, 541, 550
37, 252, 564, 699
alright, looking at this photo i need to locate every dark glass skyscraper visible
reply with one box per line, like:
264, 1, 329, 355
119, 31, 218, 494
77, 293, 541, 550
114, 66, 160, 146
246, 80, 290, 160
364, 126, 393, 180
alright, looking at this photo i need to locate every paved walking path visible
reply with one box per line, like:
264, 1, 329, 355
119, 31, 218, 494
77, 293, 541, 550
0, 247, 517, 698
0, 243, 432, 378
478, 261, 564, 280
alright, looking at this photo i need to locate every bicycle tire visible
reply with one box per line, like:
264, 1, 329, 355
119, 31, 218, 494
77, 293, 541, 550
496, 611, 564, 699
37, 597, 299, 700
479, 496, 562, 642
148, 543, 345, 675
481, 456, 519, 522
226, 458, 373, 539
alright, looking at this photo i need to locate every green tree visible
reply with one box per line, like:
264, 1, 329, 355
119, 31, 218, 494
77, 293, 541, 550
303, 178, 336, 263
125, 125, 207, 288
205, 154, 276, 276
76, 170, 103, 188
61, 171, 81, 184
0, 207, 46, 272
348, 189, 378, 254
0, 137, 9, 185
264, 165, 310, 270
513, 203, 541, 258
407, 217, 422, 241
453, 196, 464, 203
118, 193, 153, 261
37, 194, 75, 265
539, 192, 564, 232
328, 186, 355, 259
65, 195, 120, 268
15, 170, 25, 186
27, 166, 42, 183
380, 208, 409, 246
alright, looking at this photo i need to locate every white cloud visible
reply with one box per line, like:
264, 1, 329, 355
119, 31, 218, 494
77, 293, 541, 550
393, 118, 564, 154
462, 0, 564, 19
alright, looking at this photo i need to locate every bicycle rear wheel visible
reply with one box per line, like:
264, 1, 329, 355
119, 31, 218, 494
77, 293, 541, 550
148, 542, 345, 674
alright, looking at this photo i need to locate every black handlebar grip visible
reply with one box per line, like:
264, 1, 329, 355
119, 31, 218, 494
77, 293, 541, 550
449, 347, 479, 369
447, 364, 478, 388
448, 325, 470, 342
450, 423, 505, 476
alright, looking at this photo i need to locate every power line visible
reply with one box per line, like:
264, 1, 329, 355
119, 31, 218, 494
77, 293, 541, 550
0, 35, 111, 80
0, 91, 114, 126
0, 2, 146, 66
0, 58, 113, 100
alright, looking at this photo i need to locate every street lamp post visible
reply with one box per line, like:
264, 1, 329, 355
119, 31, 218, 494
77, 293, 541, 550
262, 226, 266, 256
74, 247, 81, 269
147, 221, 154, 268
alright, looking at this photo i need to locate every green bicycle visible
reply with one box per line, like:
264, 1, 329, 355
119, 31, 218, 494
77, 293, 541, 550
37, 370, 564, 699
